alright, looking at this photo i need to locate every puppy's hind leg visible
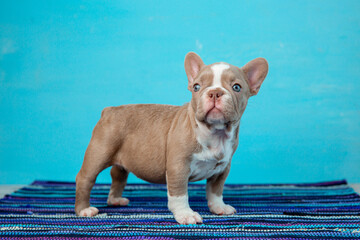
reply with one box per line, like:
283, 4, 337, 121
107, 165, 130, 206
75, 141, 112, 217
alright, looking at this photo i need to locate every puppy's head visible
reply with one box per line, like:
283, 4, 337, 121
185, 52, 268, 129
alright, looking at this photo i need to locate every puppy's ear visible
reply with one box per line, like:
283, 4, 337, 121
242, 58, 268, 96
184, 52, 204, 91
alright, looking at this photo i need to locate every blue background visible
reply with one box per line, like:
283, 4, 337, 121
1, 1, 359, 184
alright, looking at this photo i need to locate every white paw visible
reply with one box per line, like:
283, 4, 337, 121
107, 196, 130, 206
79, 207, 99, 217
174, 209, 203, 225
209, 202, 236, 215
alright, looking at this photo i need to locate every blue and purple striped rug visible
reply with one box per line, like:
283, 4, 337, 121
1, 180, 360, 239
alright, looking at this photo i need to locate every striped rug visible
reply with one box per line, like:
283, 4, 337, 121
0, 180, 360, 239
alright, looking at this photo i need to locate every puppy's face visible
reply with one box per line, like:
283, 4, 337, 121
184, 52, 268, 129
190, 63, 250, 127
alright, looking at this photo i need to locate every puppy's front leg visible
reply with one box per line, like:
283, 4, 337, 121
166, 165, 203, 225
206, 163, 236, 215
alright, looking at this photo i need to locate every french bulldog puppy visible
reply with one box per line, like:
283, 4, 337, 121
75, 52, 268, 224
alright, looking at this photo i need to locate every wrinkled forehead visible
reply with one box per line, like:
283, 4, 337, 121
197, 62, 246, 87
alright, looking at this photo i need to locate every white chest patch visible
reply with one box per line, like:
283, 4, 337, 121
189, 121, 235, 182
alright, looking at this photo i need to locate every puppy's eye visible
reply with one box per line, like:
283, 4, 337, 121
232, 84, 241, 92
193, 84, 201, 92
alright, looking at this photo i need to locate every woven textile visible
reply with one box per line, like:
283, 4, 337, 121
0, 180, 360, 239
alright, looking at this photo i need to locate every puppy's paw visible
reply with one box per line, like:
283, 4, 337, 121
209, 202, 236, 215
174, 209, 203, 225
79, 207, 99, 217
107, 196, 130, 206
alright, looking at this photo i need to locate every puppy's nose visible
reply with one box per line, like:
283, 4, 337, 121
208, 89, 224, 100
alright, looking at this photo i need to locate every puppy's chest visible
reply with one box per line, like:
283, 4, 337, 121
189, 136, 233, 182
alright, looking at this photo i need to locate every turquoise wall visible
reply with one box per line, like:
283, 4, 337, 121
1, 1, 359, 184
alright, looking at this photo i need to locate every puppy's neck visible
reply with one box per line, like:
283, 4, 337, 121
195, 119, 234, 142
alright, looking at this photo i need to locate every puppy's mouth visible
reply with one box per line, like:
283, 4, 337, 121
206, 107, 223, 118
205, 107, 226, 125
202, 109, 232, 133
